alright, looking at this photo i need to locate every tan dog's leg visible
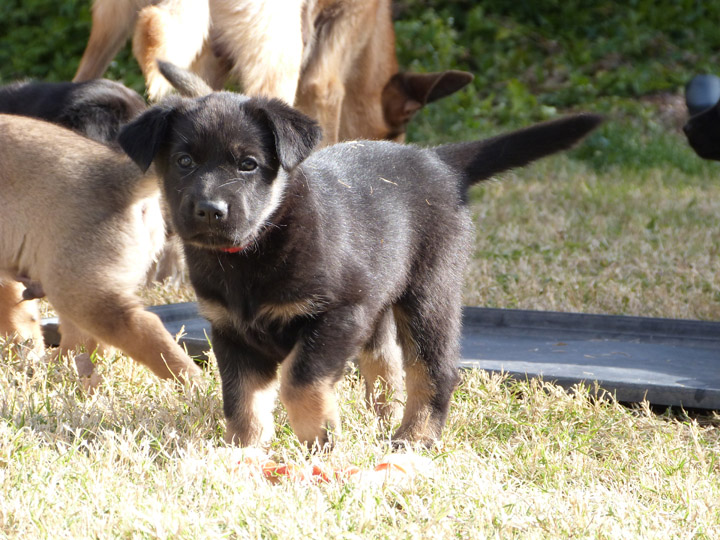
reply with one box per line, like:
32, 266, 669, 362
0, 281, 43, 352
210, 0, 303, 104
133, 0, 211, 101
190, 42, 230, 92
74, 0, 149, 81
356, 310, 404, 426
295, 0, 377, 145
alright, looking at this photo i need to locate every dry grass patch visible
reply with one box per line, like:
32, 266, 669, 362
1, 336, 718, 539
465, 156, 720, 319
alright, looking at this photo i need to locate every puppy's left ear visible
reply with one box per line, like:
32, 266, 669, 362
118, 97, 180, 172
259, 99, 322, 170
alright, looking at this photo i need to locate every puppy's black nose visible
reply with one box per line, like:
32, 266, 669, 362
195, 199, 228, 224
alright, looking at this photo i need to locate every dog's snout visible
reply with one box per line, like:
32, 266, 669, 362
195, 199, 228, 224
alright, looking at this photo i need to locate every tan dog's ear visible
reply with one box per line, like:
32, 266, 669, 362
382, 70, 474, 128
119, 98, 180, 171
254, 99, 323, 170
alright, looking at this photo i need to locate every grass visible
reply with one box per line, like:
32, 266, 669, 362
464, 153, 720, 319
1, 339, 718, 539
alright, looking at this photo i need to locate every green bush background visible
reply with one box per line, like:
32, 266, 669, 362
1, 0, 719, 171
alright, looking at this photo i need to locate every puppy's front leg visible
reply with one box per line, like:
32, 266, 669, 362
279, 306, 372, 450
212, 329, 280, 447
0, 281, 44, 353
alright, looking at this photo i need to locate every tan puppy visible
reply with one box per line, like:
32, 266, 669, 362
0, 114, 201, 382
74, 0, 472, 145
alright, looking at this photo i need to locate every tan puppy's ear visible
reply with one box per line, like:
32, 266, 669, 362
118, 97, 181, 172
382, 70, 474, 128
253, 99, 323, 170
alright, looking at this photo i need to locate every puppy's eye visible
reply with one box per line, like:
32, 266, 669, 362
238, 157, 258, 172
177, 154, 194, 168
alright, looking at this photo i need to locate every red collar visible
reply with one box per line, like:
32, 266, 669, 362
221, 245, 247, 254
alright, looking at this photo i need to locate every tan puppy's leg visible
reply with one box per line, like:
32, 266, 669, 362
294, 0, 378, 145
133, 0, 211, 101
51, 292, 201, 383
210, 0, 303, 104
74, 0, 150, 81
56, 316, 104, 360
0, 281, 43, 352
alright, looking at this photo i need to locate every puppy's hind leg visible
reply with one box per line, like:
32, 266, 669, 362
357, 309, 404, 427
294, 1, 377, 144
55, 316, 104, 360
211, 0, 303, 104
392, 296, 462, 448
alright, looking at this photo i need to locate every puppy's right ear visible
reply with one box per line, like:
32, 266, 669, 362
118, 98, 179, 171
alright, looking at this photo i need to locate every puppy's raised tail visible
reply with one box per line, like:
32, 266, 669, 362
156, 59, 213, 98
434, 113, 603, 187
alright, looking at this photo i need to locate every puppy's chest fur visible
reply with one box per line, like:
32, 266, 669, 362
194, 255, 327, 356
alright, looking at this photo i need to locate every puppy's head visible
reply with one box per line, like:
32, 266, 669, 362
683, 103, 720, 161
119, 92, 321, 251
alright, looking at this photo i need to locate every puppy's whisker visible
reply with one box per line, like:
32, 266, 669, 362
218, 166, 236, 175
218, 178, 242, 188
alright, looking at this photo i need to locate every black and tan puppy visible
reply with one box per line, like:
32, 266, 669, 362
0, 78, 146, 145
119, 92, 601, 448
0, 114, 201, 382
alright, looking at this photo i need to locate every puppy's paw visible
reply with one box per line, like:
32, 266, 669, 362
74, 352, 103, 393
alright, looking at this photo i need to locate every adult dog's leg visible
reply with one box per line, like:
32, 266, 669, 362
294, 0, 377, 144
133, 0, 211, 101
0, 281, 43, 352
74, 0, 148, 81
356, 309, 404, 427
210, 0, 303, 104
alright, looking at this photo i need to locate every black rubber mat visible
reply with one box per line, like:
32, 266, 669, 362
41, 303, 720, 409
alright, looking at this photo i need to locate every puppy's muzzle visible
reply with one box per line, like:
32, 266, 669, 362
194, 199, 228, 227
